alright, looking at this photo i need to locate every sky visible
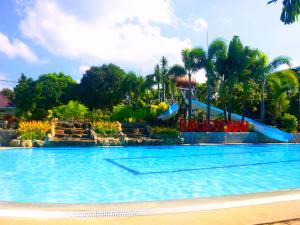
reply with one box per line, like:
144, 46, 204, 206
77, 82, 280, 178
1, 0, 300, 89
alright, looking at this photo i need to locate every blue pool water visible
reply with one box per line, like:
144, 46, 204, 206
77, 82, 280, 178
0, 144, 300, 204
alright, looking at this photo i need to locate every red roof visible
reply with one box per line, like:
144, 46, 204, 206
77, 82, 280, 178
176, 76, 197, 88
0, 93, 15, 108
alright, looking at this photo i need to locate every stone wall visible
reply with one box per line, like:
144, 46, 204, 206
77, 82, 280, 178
291, 133, 300, 143
0, 129, 18, 146
181, 132, 280, 144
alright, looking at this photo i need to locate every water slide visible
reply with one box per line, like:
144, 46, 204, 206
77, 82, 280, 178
191, 100, 293, 142
157, 102, 179, 120
158, 100, 293, 142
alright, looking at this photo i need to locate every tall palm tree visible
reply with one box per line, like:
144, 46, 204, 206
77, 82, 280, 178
170, 40, 227, 121
205, 38, 228, 122
181, 48, 206, 119
160, 56, 168, 102
254, 53, 291, 122
267, 70, 299, 121
268, 0, 300, 24
153, 64, 161, 100
168, 64, 187, 100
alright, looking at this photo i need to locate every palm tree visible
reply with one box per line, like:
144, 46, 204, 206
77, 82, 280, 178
168, 64, 187, 100
160, 56, 168, 102
268, 0, 300, 24
153, 64, 161, 100
181, 48, 206, 119
254, 53, 291, 122
267, 70, 299, 121
205, 39, 228, 122
170, 40, 227, 121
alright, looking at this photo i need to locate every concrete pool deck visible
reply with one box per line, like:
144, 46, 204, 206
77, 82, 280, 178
1, 190, 300, 225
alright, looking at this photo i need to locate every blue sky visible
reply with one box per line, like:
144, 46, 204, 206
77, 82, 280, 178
0, 0, 300, 89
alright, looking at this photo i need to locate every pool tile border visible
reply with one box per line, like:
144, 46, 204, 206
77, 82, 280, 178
1, 190, 300, 218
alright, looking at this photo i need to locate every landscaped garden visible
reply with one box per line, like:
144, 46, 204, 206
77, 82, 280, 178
0, 35, 299, 146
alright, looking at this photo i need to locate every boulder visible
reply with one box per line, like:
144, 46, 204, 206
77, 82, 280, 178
10, 139, 21, 147
90, 130, 98, 141
46, 133, 54, 142
33, 140, 45, 147
21, 140, 33, 148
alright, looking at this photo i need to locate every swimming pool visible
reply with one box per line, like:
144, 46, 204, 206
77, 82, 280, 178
0, 144, 300, 204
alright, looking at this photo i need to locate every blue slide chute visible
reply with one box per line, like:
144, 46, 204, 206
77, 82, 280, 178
191, 100, 293, 142
158, 102, 179, 120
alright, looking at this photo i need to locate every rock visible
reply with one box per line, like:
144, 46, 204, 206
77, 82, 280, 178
116, 121, 122, 133
21, 140, 33, 148
46, 133, 54, 142
90, 130, 98, 141
33, 140, 45, 147
10, 139, 21, 147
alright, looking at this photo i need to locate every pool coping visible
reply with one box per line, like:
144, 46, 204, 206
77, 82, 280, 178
1, 189, 300, 218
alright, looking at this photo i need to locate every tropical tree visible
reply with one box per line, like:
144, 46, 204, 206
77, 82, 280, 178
160, 56, 168, 102
14, 74, 36, 119
33, 73, 77, 119
79, 64, 126, 109
0, 88, 15, 101
205, 39, 228, 122
167, 64, 187, 100
153, 64, 161, 100
252, 52, 291, 122
266, 70, 299, 122
268, 0, 300, 24
168, 48, 205, 120
52, 100, 88, 125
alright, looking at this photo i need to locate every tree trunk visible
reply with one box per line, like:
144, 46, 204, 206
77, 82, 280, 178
206, 77, 211, 123
241, 81, 248, 121
158, 82, 160, 101
188, 72, 192, 120
260, 80, 265, 122
228, 84, 233, 121
223, 103, 228, 124
162, 76, 165, 102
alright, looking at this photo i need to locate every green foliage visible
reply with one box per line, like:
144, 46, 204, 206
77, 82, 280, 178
92, 121, 119, 135
79, 64, 126, 109
149, 102, 168, 119
14, 73, 77, 120
0, 88, 15, 101
267, 70, 299, 120
86, 109, 111, 122
151, 126, 179, 136
268, 0, 300, 24
281, 113, 298, 133
14, 74, 36, 119
111, 104, 147, 122
18, 121, 51, 140
111, 101, 168, 123
53, 101, 88, 121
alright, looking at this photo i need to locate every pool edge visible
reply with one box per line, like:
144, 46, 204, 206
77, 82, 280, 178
1, 189, 300, 218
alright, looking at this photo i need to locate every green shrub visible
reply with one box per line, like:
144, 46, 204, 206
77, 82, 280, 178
151, 126, 178, 136
53, 101, 88, 121
147, 102, 168, 120
86, 109, 111, 122
92, 121, 119, 135
281, 113, 298, 133
18, 121, 51, 140
112, 104, 147, 122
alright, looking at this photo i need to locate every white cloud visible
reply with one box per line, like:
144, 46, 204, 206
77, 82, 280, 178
79, 65, 90, 74
195, 69, 207, 83
193, 17, 208, 33
0, 32, 38, 63
277, 59, 300, 71
18, 0, 192, 73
